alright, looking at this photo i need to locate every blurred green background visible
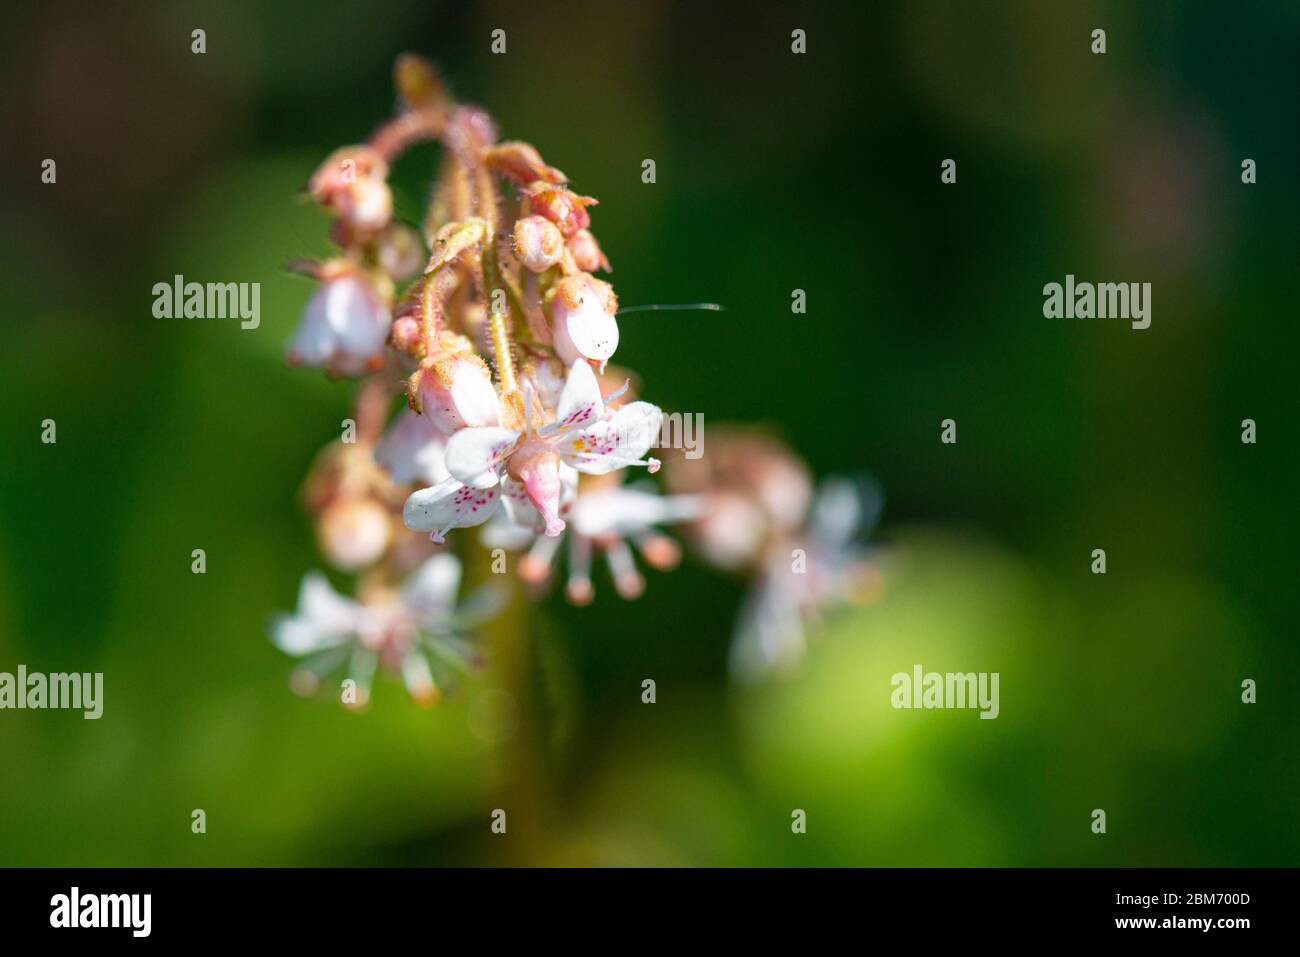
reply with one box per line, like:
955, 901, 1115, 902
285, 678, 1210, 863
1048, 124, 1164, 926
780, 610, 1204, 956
1, 0, 1297, 866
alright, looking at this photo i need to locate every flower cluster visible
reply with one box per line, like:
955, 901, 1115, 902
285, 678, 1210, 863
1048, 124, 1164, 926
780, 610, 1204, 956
270, 56, 885, 703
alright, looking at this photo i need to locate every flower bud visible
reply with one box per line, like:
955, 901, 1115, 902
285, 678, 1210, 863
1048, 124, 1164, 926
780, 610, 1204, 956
412, 350, 500, 433
524, 183, 596, 238
550, 274, 619, 365
287, 270, 392, 376
390, 315, 421, 354
317, 498, 393, 571
309, 146, 392, 236
394, 53, 446, 109
567, 228, 611, 273
512, 215, 564, 272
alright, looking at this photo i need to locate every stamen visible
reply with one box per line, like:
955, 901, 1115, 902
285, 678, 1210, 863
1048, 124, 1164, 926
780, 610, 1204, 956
519, 533, 562, 584
633, 531, 680, 570
606, 539, 644, 599
566, 533, 594, 605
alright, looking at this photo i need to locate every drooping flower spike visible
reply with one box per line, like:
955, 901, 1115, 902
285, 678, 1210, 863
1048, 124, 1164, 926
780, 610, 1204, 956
277, 56, 870, 706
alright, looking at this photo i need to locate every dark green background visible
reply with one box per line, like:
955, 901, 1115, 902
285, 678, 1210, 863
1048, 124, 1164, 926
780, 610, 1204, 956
1, 0, 1296, 865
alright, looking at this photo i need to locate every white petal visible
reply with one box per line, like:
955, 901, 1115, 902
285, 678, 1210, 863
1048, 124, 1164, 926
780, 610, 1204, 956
479, 509, 539, 550
402, 552, 462, 616
271, 614, 347, 656
554, 296, 618, 363
526, 357, 566, 412
325, 275, 391, 358
400, 650, 437, 703
553, 360, 604, 431
560, 402, 662, 475
445, 426, 519, 488
298, 571, 361, 630
403, 478, 500, 542
730, 573, 806, 683
449, 362, 502, 428
571, 487, 702, 538
287, 289, 336, 365
809, 476, 883, 549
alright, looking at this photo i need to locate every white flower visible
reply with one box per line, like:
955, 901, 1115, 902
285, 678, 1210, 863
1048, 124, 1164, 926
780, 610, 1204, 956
287, 273, 391, 376
403, 361, 662, 544
270, 553, 499, 706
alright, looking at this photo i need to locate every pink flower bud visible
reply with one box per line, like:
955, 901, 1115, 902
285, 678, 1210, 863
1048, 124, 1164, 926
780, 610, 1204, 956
512, 215, 564, 272
309, 146, 393, 236
317, 498, 393, 571
524, 183, 596, 238
413, 351, 501, 434
567, 228, 611, 273
390, 315, 421, 354
393, 53, 446, 109
551, 274, 619, 365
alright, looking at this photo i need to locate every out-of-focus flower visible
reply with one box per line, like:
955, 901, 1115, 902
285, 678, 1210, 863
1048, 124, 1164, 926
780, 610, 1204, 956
308, 145, 393, 237
666, 429, 887, 681
287, 268, 392, 376
302, 438, 404, 572
665, 431, 812, 571
271, 553, 499, 708
316, 497, 393, 572
374, 409, 450, 486
730, 476, 886, 682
